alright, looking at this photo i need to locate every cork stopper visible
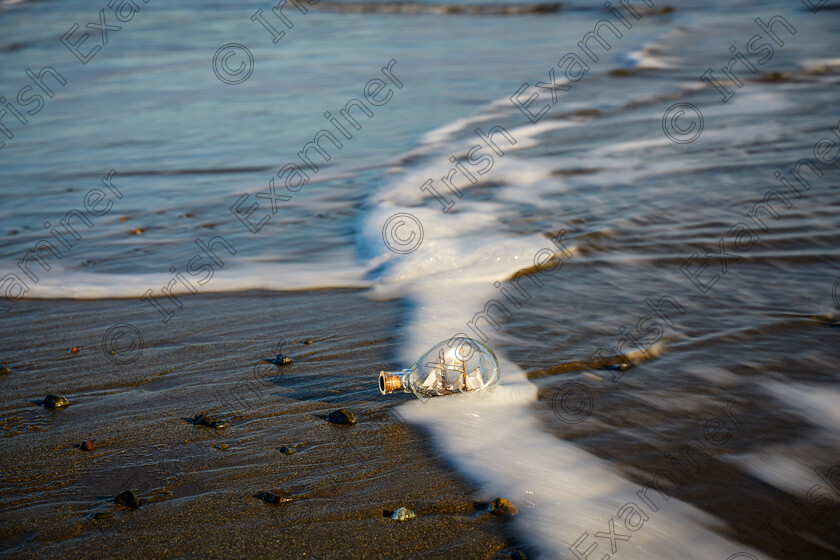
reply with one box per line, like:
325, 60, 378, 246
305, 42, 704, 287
379, 371, 403, 395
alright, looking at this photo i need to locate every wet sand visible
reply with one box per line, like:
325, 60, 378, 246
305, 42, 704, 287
0, 291, 521, 559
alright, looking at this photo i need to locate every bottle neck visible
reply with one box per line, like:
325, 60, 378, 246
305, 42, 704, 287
379, 369, 412, 394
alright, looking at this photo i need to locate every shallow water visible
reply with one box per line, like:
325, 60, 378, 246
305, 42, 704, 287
2, 0, 840, 558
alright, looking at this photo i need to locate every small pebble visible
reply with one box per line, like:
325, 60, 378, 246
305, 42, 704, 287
489, 497, 518, 516
215, 444, 229, 450
278, 446, 297, 455
81, 441, 95, 451
94, 512, 114, 520
0, 364, 10, 374
255, 489, 295, 504
266, 354, 293, 366
192, 414, 228, 429
390, 507, 416, 521
301, 340, 312, 345
114, 490, 140, 509
68, 347, 80, 353
327, 409, 356, 425
43, 394, 69, 409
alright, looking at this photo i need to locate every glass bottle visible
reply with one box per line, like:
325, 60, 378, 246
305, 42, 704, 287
379, 338, 501, 397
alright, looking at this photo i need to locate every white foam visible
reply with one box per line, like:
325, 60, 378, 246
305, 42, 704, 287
397, 360, 766, 560
723, 382, 840, 500
727, 448, 818, 498
372, 117, 568, 210
626, 47, 675, 69
764, 381, 840, 431
15, 258, 369, 299
799, 57, 840, 70
419, 111, 500, 146
364, 107, 765, 559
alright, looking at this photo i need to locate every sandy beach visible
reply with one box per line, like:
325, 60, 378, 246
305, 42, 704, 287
0, 290, 521, 558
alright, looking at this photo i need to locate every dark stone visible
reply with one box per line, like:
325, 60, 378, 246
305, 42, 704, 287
192, 414, 228, 429
115, 490, 140, 509
43, 395, 69, 409
81, 441, 95, 451
278, 446, 297, 455
0, 364, 10, 374
265, 354, 293, 366
327, 409, 356, 425
254, 489, 295, 504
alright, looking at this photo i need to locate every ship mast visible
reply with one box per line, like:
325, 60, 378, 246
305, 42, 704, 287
460, 359, 467, 392
438, 349, 447, 394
